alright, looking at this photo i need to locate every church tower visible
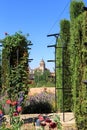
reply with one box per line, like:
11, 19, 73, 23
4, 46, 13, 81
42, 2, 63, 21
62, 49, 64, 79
39, 59, 45, 73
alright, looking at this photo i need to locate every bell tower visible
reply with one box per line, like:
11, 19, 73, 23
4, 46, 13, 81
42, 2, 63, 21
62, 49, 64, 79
39, 59, 45, 72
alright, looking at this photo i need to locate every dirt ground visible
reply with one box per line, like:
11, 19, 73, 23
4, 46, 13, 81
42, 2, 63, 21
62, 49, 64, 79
28, 87, 55, 96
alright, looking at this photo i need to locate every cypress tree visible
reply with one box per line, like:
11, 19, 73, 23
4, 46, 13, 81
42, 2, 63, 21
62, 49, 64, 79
56, 19, 72, 112
69, 0, 87, 129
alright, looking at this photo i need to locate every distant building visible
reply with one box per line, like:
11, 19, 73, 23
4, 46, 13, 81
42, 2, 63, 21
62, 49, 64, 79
34, 59, 49, 73
29, 59, 55, 80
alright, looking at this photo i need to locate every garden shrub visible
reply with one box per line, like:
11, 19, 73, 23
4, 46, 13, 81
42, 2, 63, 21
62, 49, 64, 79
22, 92, 55, 114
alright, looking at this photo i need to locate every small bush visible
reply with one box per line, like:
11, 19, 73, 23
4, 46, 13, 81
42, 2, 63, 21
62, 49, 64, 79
22, 92, 55, 114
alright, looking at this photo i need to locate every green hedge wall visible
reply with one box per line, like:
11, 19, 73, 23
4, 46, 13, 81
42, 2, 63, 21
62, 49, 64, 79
69, 0, 87, 129
56, 0, 87, 129
56, 19, 72, 112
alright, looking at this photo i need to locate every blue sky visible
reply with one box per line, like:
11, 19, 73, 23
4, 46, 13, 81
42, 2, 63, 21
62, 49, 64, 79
0, 0, 86, 72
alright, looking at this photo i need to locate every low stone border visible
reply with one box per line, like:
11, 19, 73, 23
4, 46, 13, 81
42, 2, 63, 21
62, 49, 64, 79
4, 112, 77, 130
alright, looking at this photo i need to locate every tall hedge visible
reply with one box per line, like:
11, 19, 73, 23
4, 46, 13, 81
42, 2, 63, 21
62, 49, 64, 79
69, 0, 87, 129
60, 19, 72, 112
56, 19, 72, 112
56, 0, 87, 129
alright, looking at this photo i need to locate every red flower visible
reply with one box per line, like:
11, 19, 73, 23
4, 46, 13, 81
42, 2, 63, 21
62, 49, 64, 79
38, 115, 44, 121
11, 101, 17, 106
6, 99, 11, 104
45, 118, 52, 123
0, 110, 3, 115
0, 110, 3, 117
49, 122, 57, 129
13, 112, 18, 116
17, 106, 22, 112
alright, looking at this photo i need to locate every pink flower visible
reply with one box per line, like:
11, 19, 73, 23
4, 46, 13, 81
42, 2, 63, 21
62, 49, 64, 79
11, 101, 17, 106
0, 110, 3, 115
6, 99, 11, 104
38, 115, 44, 121
0, 110, 3, 117
17, 106, 22, 112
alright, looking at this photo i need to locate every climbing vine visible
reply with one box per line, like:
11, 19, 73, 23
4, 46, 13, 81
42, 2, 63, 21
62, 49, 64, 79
1, 32, 31, 103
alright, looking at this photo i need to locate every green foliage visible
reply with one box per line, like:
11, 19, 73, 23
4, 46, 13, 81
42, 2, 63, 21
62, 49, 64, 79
53, 114, 62, 130
56, 39, 63, 111
1, 31, 30, 103
11, 116, 23, 130
69, 1, 87, 129
56, 19, 72, 112
56, 1, 87, 129
34, 70, 55, 87
60, 19, 70, 43
0, 31, 31, 129
70, 0, 84, 21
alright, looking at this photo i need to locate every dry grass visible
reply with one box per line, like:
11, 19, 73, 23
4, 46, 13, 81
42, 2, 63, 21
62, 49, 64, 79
21, 123, 35, 130
28, 87, 55, 96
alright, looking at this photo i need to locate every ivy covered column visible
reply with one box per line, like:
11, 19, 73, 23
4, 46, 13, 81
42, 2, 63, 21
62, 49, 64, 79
1, 32, 31, 105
